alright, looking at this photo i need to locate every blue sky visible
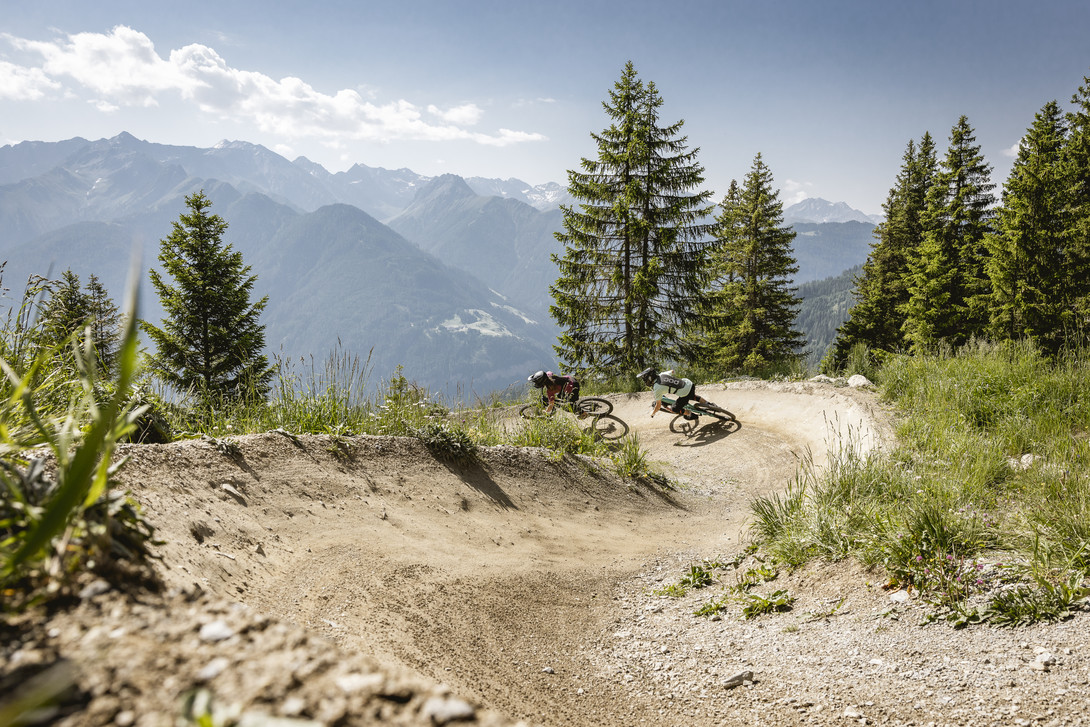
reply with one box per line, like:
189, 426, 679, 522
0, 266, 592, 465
2, 0, 1088, 216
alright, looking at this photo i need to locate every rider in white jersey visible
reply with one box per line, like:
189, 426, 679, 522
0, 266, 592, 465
637, 367, 707, 421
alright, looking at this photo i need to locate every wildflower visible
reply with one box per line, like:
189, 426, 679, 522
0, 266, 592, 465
915, 555, 924, 562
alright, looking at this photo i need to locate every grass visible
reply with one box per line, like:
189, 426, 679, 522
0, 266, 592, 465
1, 265, 160, 613
750, 340, 1090, 626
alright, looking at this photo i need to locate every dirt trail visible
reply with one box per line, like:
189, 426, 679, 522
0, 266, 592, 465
90, 380, 889, 726
14, 380, 1090, 725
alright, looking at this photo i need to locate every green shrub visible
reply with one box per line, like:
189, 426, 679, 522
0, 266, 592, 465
749, 482, 805, 543
415, 421, 479, 464
754, 342, 1090, 614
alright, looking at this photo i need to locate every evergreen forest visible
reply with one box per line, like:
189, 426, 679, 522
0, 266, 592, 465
549, 66, 1090, 380
826, 77, 1090, 371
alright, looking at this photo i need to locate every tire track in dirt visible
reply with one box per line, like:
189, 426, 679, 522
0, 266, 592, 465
118, 381, 891, 725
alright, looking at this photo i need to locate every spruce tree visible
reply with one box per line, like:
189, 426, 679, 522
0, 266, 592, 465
702, 154, 803, 373
550, 62, 714, 377
986, 101, 1071, 353
38, 270, 92, 349
144, 191, 272, 405
826, 134, 936, 370
903, 116, 995, 352
1066, 74, 1090, 338
85, 274, 120, 374
36, 270, 121, 377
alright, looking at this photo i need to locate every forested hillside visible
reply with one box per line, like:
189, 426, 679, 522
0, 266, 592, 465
797, 266, 860, 366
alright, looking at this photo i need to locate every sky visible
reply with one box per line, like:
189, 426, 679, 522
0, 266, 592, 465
1, 0, 1089, 217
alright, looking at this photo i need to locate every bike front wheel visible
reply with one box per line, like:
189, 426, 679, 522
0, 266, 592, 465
519, 403, 551, 419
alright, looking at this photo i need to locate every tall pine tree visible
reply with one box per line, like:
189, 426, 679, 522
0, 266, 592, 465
986, 101, 1071, 353
1066, 74, 1090, 338
550, 62, 714, 377
38, 270, 92, 349
903, 116, 995, 353
85, 274, 120, 374
701, 154, 803, 373
826, 133, 936, 370
144, 191, 273, 405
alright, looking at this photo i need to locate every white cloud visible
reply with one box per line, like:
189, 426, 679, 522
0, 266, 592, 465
513, 97, 557, 107
10, 26, 193, 107
477, 128, 547, 146
0, 59, 61, 100
3, 26, 544, 147
1002, 139, 1021, 158
92, 98, 120, 113
427, 103, 484, 125
782, 179, 812, 206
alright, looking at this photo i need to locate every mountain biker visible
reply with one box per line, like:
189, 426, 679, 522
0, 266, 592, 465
528, 370, 583, 416
637, 367, 707, 421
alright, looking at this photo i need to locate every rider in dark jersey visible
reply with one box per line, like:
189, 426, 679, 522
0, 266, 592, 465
527, 370, 583, 416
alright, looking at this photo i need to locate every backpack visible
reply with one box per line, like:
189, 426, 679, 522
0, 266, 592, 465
657, 373, 686, 391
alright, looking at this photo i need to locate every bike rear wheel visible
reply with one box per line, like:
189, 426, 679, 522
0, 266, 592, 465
587, 414, 628, 441
577, 397, 613, 416
692, 401, 735, 421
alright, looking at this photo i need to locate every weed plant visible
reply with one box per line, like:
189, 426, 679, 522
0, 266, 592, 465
1, 271, 159, 612
611, 434, 650, 479
741, 589, 795, 619
654, 559, 726, 597
751, 340, 1090, 625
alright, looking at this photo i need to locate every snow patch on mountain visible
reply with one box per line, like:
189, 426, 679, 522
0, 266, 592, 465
490, 301, 537, 326
439, 310, 513, 337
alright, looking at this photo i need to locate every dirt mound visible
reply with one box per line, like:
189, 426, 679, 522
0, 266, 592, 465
17, 381, 1087, 726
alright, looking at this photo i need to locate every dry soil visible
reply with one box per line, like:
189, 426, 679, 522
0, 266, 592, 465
3, 380, 1088, 726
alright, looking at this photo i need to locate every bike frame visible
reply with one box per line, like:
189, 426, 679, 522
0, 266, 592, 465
538, 391, 580, 414
658, 395, 699, 416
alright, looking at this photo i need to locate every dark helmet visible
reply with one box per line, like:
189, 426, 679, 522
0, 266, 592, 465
637, 367, 659, 387
528, 370, 549, 388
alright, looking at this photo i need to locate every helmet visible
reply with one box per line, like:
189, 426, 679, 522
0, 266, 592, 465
637, 367, 658, 387
528, 370, 548, 388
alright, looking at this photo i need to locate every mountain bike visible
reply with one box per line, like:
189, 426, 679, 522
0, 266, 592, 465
657, 395, 736, 427
518, 396, 627, 441
518, 396, 613, 419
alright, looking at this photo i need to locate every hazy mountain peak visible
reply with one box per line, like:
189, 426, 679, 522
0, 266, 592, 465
292, 156, 329, 178
784, 197, 882, 225
414, 173, 476, 202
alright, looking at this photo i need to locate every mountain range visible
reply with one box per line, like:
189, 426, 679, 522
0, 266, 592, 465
782, 197, 883, 225
0, 132, 875, 395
